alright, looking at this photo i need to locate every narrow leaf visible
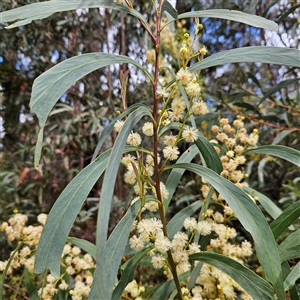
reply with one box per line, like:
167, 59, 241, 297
112, 247, 152, 300
247, 72, 262, 89
1, 0, 151, 30
189, 47, 300, 71
34, 128, 44, 168
194, 135, 223, 174
165, 145, 199, 210
30, 53, 152, 129
162, 0, 178, 19
106, 200, 142, 295
272, 130, 294, 145
92, 103, 147, 161
91, 107, 152, 300
0, 242, 22, 298
284, 262, 300, 292
30, 53, 151, 166
278, 229, 300, 262
245, 145, 300, 167
260, 78, 299, 103
67, 237, 96, 260
151, 272, 190, 300
5, 13, 53, 29
278, 4, 300, 23
282, 262, 300, 299
164, 163, 284, 299
189, 252, 274, 300
187, 261, 204, 290
228, 92, 252, 103
24, 268, 39, 300
233, 102, 263, 118
177, 82, 196, 128
159, 122, 220, 175
167, 201, 203, 239
247, 186, 298, 231
242, 187, 282, 220
178, 9, 278, 31
270, 201, 300, 240
34, 150, 111, 277
257, 157, 268, 184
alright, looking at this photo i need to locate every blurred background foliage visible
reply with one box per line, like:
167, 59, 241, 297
0, 0, 299, 261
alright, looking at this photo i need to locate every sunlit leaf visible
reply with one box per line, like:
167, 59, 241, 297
34, 127, 44, 168
257, 157, 268, 184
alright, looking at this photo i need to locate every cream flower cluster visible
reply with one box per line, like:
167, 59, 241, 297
35, 244, 95, 300
114, 62, 209, 170
0, 214, 95, 300
123, 279, 145, 299
201, 116, 260, 202
190, 263, 253, 300
1, 213, 28, 242
128, 205, 253, 300
0, 213, 43, 275
128, 217, 200, 278
184, 209, 253, 300
61, 244, 94, 300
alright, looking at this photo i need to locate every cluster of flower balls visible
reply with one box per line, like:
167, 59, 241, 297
113, 67, 209, 202
126, 205, 253, 299
113, 59, 258, 298
201, 116, 259, 203
0, 213, 95, 300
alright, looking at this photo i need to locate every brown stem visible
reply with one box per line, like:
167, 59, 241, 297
105, 9, 113, 106
151, 2, 183, 299
226, 104, 300, 131
120, 11, 127, 72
